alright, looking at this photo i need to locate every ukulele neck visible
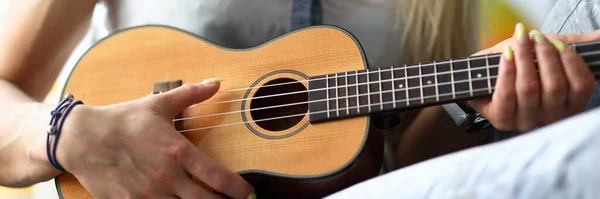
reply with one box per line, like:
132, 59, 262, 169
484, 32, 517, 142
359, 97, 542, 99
308, 40, 600, 123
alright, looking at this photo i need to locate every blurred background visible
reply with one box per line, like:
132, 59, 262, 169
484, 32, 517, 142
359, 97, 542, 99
0, 0, 557, 198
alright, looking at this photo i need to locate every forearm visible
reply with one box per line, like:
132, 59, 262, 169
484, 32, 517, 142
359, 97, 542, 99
0, 0, 96, 187
0, 0, 95, 100
0, 80, 59, 187
395, 106, 488, 168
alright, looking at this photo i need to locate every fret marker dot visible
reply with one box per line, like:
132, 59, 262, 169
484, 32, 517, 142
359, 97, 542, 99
427, 80, 432, 85
477, 73, 482, 78
399, 84, 404, 88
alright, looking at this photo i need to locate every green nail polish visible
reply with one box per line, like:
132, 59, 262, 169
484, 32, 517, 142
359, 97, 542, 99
515, 23, 526, 42
200, 78, 224, 85
247, 193, 257, 199
529, 30, 544, 44
504, 45, 513, 61
551, 39, 566, 52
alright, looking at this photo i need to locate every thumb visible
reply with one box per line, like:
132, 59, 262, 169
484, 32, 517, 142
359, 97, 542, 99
468, 97, 491, 115
151, 78, 222, 117
546, 30, 600, 44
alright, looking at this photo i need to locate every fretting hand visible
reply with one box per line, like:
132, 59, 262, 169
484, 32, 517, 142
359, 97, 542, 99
469, 23, 598, 132
55, 79, 255, 199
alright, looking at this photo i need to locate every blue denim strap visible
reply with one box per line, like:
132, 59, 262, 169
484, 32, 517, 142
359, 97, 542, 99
291, 0, 323, 31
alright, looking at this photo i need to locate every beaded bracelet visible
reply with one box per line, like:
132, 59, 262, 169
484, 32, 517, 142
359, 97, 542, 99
46, 93, 83, 172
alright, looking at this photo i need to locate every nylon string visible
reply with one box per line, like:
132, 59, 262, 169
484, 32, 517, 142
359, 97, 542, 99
175, 64, 600, 133
212, 41, 600, 95
195, 48, 600, 107
180, 59, 600, 121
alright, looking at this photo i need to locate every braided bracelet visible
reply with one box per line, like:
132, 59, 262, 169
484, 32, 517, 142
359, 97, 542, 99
46, 93, 83, 172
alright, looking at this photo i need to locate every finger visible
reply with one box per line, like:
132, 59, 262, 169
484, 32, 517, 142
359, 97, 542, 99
529, 30, 568, 124
475, 29, 600, 57
493, 45, 518, 130
175, 177, 219, 199
180, 145, 254, 199
472, 44, 517, 131
552, 39, 597, 115
152, 78, 222, 117
513, 23, 540, 131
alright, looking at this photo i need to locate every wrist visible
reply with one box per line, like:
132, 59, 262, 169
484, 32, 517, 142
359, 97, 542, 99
53, 103, 89, 172
12, 103, 61, 186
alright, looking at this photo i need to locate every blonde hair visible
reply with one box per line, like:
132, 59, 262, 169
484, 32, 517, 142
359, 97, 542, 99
398, 0, 480, 64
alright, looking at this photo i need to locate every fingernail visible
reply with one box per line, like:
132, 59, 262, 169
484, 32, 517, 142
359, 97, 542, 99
200, 78, 224, 85
504, 45, 513, 61
515, 23, 526, 42
551, 39, 566, 52
247, 193, 257, 199
529, 30, 544, 44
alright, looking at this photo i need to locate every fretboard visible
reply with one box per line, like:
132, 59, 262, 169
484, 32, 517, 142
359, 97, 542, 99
308, 40, 600, 123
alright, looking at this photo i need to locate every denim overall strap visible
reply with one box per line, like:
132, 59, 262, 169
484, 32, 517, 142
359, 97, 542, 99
290, 0, 323, 31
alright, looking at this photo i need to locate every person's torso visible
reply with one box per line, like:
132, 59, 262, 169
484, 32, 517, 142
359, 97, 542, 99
93, 0, 406, 68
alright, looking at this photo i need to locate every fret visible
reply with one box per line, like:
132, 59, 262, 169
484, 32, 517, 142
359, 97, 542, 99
579, 43, 600, 76
356, 70, 370, 113
354, 71, 360, 113
452, 58, 470, 99
467, 57, 473, 96
391, 67, 397, 108
406, 65, 421, 105
573, 41, 598, 54
346, 71, 359, 115
334, 73, 339, 116
336, 73, 348, 117
469, 56, 491, 96
421, 62, 437, 103
419, 63, 424, 104
368, 69, 381, 112
366, 70, 372, 111
380, 67, 394, 110
345, 72, 350, 115
486, 54, 492, 94
378, 68, 384, 109
327, 75, 338, 117
434, 61, 439, 101
306, 75, 328, 122
580, 44, 600, 63
573, 41, 600, 77
488, 55, 500, 88
404, 65, 410, 105
436, 60, 453, 102
325, 74, 330, 118
571, 43, 600, 76
392, 66, 408, 107
450, 59, 456, 99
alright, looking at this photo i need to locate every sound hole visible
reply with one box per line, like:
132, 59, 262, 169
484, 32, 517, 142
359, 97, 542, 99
250, 78, 308, 131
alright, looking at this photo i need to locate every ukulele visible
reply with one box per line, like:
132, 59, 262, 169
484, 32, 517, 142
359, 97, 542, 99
56, 25, 600, 199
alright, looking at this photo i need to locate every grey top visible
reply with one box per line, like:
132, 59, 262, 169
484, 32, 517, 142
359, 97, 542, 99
93, 0, 405, 69
542, 0, 600, 111
542, 0, 600, 34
